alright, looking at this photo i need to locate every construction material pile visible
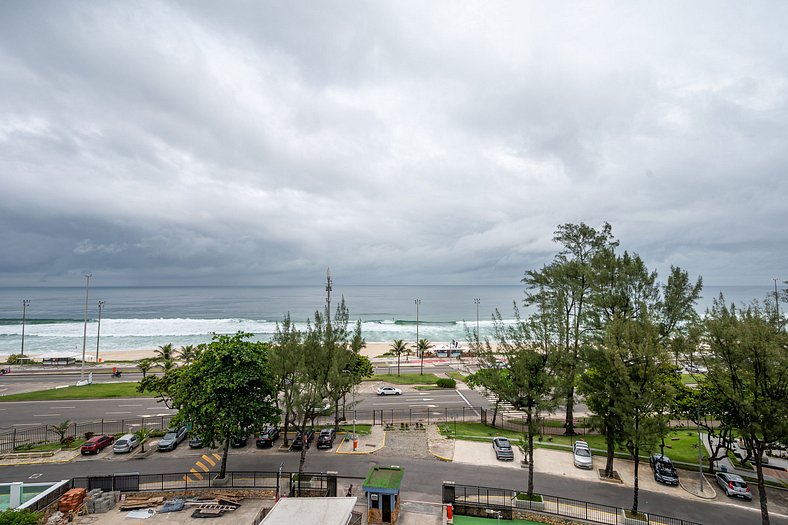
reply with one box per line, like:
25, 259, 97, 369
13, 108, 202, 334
57, 488, 87, 514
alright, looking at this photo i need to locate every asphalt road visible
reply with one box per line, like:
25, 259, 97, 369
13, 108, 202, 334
2, 446, 785, 525
0, 397, 176, 426
0, 371, 147, 396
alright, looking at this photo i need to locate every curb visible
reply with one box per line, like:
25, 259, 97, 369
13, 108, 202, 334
679, 475, 717, 500
335, 431, 386, 455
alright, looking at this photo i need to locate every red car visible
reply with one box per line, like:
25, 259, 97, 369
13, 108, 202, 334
81, 434, 114, 455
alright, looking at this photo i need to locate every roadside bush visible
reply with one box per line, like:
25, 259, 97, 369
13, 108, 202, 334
5, 354, 24, 365
436, 378, 456, 389
0, 509, 39, 525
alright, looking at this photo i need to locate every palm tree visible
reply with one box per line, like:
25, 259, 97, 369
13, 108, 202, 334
134, 426, 155, 453
154, 343, 176, 372
417, 338, 432, 375
177, 344, 198, 366
137, 358, 154, 379
390, 339, 408, 377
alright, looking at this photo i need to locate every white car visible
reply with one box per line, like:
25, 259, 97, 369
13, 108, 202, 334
376, 386, 402, 396
573, 440, 593, 469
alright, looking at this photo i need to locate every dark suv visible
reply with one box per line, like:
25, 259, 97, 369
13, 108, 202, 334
291, 429, 315, 450
256, 427, 280, 448
650, 454, 679, 485
317, 428, 336, 449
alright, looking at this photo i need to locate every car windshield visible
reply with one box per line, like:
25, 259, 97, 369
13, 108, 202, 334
575, 448, 591, 457
496, 439, 510, 448
163, 433, 176, 440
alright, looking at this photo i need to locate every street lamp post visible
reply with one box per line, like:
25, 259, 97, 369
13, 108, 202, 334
95, 300, 105, 362
415, 299, 422, 375
80, 273, 92, 382
474, 298, 480, 342
697, 403, 704, 493
21, 299, 30, 357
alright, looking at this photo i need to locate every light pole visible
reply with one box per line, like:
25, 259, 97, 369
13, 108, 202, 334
697, 403, 704, 493
95, 300, 105, 362
21, 299, 30, 357
474, 298, 480, 342
775, 278, 780, 320
415, 299, 422, 375
80, 273, 92, 382
326, 268, 332, 322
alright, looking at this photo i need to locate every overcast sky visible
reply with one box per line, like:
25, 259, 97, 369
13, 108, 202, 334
1, 1, 786, 287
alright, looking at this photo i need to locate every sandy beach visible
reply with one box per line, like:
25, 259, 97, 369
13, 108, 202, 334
0, 341, 454, 363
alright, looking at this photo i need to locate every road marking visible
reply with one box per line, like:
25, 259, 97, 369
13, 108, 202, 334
105, 411, 131, 414
202, 454, 216, 467
33, 414, 59, 417
195, 461, 210, 472
49, 406, 75, 409
456, 390, 473, 407
119, 404, 143, 407
29, 474, 43, 479
13, 423, 38, 427
189, 468, 204, 480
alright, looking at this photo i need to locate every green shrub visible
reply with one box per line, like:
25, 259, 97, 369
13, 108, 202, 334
436, 378, 456, 389
5, 354, 24, 365
0, 509, 39, 525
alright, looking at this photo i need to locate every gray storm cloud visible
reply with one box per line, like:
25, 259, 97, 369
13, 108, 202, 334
0, 1, 787, 286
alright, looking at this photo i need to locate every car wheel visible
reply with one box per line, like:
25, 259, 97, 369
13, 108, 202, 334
397, 392, 401, 395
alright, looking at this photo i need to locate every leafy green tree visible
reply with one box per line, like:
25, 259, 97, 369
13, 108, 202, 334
154, 343, 177, 372
269, 313, 302, 446
703, 298, 788, 525
168, 332, 279, 479
136, 358, 154, 379
390, 339, 408, 376
475, 306, 557, 499
523, 222, 618, 435
48, 419, 72, 445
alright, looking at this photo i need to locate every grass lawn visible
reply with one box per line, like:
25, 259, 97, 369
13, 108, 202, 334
446, 371, 466, 382
454, 516, 548, 524
0, 382, 150, 402
337, 424, 372, 436
438, 422, 709, 465
365, 373, 441, 385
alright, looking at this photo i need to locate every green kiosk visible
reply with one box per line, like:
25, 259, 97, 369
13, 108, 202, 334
362, 466, 403, 524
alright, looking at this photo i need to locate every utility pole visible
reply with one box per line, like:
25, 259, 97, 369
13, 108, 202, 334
95, 300, 105, 362
325, 268, 332, 323
415, 299, 422, 375
80, 273, 92, 382
697, 403, 704, 493
474, 298, 480, 342
21, 299, 30, 356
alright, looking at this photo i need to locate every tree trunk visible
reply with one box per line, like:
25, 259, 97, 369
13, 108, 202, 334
492, 398, 500, 427
632, 446, 640, 514
283, 406, 291, 446
526, 408, 535, 497
298, 440, 308, 479
754, 450, 770, 525
604, 425, 615, 477
334, 399, 342, 432
564, 387, 575, 435
217, 435, 230, 479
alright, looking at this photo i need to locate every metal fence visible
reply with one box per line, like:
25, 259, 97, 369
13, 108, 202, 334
0, 415, 175, 454
444, 482, 702, 525
0, 407, 602, 454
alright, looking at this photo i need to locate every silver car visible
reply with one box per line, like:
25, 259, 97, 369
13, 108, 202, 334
716, 472, 752, 500
573, 441, 593, 469
113, 433, 140, 453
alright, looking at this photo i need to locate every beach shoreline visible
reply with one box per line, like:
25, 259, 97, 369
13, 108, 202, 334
0, 341, 472, 363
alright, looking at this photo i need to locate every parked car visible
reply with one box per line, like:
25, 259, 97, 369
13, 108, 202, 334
256, 427, 281, 448
81, 434, 114, 455
158, 426, 188, 451
231, 434, 249, 448
492, 437, 514, 461
188, 435, 203, 448
317, 428, 336, 449
377, 386, 402, 396
573, 441, 593, 469
113, 434, 140, 454
291, 429, 315, 450
716, 472, 752, 500
649, 454, 679, 485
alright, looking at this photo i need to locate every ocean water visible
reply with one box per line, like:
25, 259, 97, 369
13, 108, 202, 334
0, 284, 778, 357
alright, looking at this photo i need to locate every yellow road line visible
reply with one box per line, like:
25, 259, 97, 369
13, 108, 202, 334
202, 454, 216, 466
189, 468, 204, 480
196, 461, 209, 472
213, 453, 221, 461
